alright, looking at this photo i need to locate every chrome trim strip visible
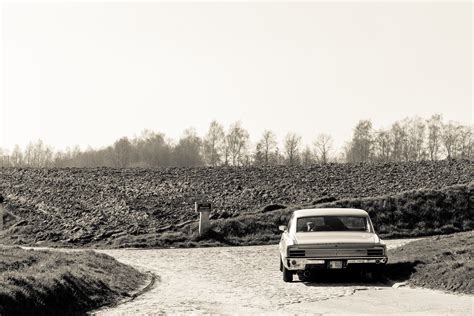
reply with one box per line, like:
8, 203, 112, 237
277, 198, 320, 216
287, 256, 387, 261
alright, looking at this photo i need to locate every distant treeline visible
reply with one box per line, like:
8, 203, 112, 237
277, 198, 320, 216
0, 114, 472, 167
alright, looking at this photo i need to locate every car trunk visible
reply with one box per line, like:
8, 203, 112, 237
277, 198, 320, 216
294, 232, 378, 247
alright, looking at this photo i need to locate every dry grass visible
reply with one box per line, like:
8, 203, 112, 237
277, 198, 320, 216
319, 182, 473, 238
208, 183, 474, 246
0, 247, 147, 315
386, 231, 473, 294
103, 183, 473, 249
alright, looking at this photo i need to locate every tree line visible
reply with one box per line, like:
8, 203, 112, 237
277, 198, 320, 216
0, 114, 472, 168
345, 115, 473, 163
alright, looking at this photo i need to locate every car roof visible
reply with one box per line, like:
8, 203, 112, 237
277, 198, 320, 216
293, 208, 369, 218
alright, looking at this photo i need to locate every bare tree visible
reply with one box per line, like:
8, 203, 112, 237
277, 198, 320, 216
43, 146, 54, 167
23, 140, 54, 167
10, 145, 23, 166
373, 129, 392, 162
346, 120, 373, 163
113, 137, 133, 167
203, 120, 225, 166
69, 146, 83, 166
442, 122, 461, 159
0, 147, 7, 167
222, 137, 230, 166
284, 133, 301, 165
173, 128, 204, 166
253, 142, 265, 165
135, 130, 172, 167
389, 121, 407, 162
273, 146, 284, 165
406, 117, 426, 161
225, 122, 250, 166
23, 142, 34, 166
455, 125, 473, 159
426, 114, 443, 160
257, 130, 277, 165
313, 133, 333, 164
301, 146, 314, 166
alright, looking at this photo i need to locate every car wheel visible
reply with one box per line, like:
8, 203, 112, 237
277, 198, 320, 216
297, 271, 307, 282
283, 265, 293, 282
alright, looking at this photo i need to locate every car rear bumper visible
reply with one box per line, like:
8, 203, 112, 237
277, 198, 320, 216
284, 257, 388, 270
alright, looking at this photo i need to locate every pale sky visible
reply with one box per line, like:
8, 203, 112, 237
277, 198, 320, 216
1, 1, 473, 153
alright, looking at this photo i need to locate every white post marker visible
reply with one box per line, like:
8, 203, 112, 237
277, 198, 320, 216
195, 201, 212, 236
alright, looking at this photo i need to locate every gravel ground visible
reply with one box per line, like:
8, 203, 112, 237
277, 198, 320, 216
93, 239, 473, 315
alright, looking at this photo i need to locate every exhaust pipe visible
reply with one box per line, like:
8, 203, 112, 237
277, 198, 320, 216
303, 270, 311, 278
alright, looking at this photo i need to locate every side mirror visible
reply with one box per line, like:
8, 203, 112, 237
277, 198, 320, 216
279, 225, 288, 232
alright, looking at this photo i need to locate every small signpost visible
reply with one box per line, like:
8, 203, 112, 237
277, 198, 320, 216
195, 201, 212, 236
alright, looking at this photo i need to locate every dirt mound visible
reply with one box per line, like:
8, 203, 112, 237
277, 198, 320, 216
0, 246, 147, 315
0, 159, 471, 247
386, 231, 474, 294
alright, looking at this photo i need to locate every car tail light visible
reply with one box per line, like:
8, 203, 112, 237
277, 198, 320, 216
367, 248, 384, 256
289, 249, 305, 257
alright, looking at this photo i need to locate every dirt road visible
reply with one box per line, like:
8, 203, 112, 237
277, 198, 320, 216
94, 239, 472, 315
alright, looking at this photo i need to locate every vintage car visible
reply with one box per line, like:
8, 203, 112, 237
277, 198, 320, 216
279, 208, 387, 282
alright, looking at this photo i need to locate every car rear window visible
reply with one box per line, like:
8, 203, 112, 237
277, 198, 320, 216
296, 216, 369, 232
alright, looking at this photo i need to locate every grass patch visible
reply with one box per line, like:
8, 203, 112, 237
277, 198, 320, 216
0, 247, 147, 315
104, 183, 473, 249
386, 231, 473, 294
318, 182, 473, 238
205, 183, 474, 246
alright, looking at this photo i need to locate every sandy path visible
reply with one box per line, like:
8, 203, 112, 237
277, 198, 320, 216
93, 239, 473, 315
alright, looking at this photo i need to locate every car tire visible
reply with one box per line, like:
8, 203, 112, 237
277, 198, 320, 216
283, 265, 293, 282
280, 257, 283, 272
297, 271, 308, 282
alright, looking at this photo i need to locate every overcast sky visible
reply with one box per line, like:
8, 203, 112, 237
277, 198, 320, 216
1, 1, 472, 152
